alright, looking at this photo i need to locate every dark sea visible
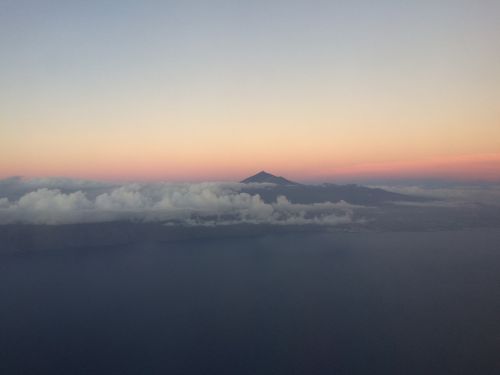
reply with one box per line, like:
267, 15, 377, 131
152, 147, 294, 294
1, 229, 500, 374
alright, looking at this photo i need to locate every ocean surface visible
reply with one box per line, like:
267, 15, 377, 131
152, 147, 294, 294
1, 229, 500, 374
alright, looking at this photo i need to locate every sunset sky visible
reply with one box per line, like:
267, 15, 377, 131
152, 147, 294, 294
1, 1, 499, 182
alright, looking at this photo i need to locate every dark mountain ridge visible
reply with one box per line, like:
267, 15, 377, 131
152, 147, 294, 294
241, 171, 300, 186
241, 171, 429, 205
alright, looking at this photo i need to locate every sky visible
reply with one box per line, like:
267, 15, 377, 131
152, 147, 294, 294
1, 0, 499, 183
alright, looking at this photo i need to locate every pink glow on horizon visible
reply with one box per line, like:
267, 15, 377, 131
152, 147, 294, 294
305, 153, 500, 183
1, 152, 499, 183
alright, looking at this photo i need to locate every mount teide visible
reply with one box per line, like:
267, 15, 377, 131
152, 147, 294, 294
240, 171, 427, 205
241, 171, 300, 186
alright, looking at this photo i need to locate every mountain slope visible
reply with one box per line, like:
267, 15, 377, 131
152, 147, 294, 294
241, 171, 300, 186
240, 172, 429, 205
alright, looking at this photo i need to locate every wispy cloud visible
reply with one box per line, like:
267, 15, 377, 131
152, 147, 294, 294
375, 185, 500, 206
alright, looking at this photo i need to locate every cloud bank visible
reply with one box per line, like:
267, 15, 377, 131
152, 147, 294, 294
374, 185, 500, 206
0, 180, 358, 225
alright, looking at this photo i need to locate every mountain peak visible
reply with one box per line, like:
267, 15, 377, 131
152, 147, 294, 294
240, 171, 299, 185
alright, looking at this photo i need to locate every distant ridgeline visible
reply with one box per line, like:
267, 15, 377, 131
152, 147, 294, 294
240, 171, 427, 205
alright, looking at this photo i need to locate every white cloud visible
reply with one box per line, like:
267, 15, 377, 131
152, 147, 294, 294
0, 182, 360, 226
17, 188, 93, 211
1, 188, 95, 225
95, 184, 153, 210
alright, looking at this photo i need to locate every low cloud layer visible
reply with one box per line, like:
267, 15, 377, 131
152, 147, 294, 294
3, 177, 499, 228
0, 179, 358, 225
374, 185, 500, 206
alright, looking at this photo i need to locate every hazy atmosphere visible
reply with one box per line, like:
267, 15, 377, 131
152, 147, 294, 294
1, 1, 500, 374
